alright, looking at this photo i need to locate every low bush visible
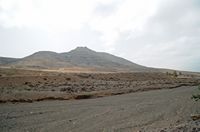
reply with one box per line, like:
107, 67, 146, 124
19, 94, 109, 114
191, 85, 200, 101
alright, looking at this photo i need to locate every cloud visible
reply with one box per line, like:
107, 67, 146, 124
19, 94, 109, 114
0, 25, 105, 58
112, 0, 200, 71
90, 0, 160, 49
0, 0, 200, 71
0, 0, 96, 31
93, 0, 121, 17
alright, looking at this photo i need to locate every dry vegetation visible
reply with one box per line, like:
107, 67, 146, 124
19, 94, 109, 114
0, 68, 199, 103
1, 68, 200, 131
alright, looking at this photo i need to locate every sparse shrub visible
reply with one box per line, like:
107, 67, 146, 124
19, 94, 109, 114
60, 87, 73, 92
110, 77, 114, 80
179, 72, 182, 76
28, 83, 34, 87
24, 82, 34, 88
191, 85, 200, 101
66, 78, 71, 81
77, 74, 91, 78
166, 72, 169, 76
24, 82, 29, 85
25, 87, 31, 91
60, 88, 67, 92
81, 87, 86, 91
173, 71, 178, 78
166, 71, 178, 78
74, 94, 93, 99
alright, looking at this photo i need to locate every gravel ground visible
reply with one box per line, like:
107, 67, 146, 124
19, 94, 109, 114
0, 86, 200, 132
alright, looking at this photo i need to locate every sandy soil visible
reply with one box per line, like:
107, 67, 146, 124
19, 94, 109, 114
0, 86, 200, 132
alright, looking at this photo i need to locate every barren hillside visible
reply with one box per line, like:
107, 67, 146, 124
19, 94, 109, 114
0, 47, 152, 72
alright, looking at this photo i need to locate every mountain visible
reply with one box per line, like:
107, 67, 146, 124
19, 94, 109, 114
0, 57, 19, 65
10, 51, 73, 69
0, 47, 154, 72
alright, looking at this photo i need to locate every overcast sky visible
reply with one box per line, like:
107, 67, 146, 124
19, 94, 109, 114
0, 0, 200, 72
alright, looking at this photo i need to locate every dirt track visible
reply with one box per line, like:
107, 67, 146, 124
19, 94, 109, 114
1, 86, 200, 132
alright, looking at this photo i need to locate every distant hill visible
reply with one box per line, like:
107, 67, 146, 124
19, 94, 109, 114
0, 47, 156, 72
0, 57, 19, 65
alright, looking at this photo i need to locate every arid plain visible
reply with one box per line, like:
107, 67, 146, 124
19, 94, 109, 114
0, 47, 200, 131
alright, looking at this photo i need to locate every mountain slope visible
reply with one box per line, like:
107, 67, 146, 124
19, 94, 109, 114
0, 57, 19, 65
0, 47, 153, 72
10, 51, 73, 69
61, 47, 147, 71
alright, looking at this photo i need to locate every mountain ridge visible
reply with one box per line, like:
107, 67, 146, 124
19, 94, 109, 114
0, 47, 153, 72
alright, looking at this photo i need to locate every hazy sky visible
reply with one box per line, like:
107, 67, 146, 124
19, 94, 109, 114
0, 0, 200, 72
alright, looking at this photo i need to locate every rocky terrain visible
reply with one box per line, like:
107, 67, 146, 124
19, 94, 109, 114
0, 47, 200, 131
0, 68, 199, 103
1, 86, 200, 132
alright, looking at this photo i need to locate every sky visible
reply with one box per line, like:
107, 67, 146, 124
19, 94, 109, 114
0, 0, 200, 72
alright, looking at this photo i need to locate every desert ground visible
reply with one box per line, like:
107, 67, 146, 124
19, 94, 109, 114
1, 86, 200, 132
0, 68, 200, 131
0, 68, 200, 103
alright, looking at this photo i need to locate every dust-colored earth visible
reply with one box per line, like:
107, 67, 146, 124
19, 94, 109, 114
1, 86, 200, 132
0, 68, 200, 131
0, 68, 200, 103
